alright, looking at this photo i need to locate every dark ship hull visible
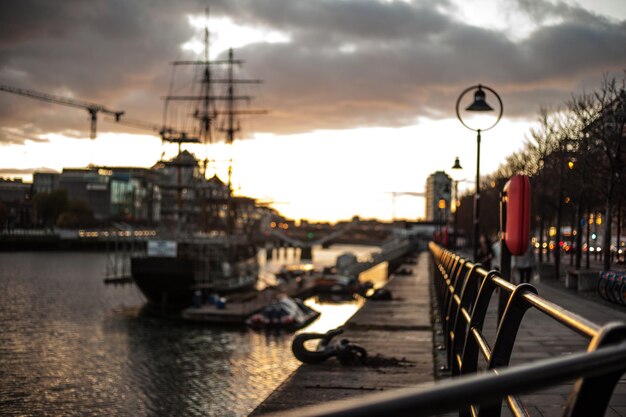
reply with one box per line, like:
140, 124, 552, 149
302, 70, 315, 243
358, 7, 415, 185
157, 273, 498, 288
131, 244, 259, 310
131, 257, 259, 310
131, 257, 196, 308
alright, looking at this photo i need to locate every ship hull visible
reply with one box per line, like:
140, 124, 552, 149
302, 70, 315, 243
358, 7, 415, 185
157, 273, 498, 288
131, 255, 258, 310
131, 257, 196, 308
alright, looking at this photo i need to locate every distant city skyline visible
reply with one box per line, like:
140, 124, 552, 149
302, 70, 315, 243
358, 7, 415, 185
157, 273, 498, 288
1, 0, 625, 222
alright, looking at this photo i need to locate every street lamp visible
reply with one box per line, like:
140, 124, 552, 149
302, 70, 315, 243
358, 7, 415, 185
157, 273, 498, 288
451, 157, 463, 250
456, 85, 503, 261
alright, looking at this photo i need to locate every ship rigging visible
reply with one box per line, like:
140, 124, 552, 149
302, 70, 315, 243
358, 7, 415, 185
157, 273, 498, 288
130, 11, 267, 309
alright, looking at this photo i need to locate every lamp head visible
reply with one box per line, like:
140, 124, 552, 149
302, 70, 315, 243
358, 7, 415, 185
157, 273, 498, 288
465, 85, 494, 112
452, 157, 463, 170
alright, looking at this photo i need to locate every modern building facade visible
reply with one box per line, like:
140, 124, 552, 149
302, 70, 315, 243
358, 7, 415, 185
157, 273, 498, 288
32, 167, 162, 224
33, 172, 59, 194
0, 178, 33, 229
20, 150, 268, 230
425, 171, 452, 223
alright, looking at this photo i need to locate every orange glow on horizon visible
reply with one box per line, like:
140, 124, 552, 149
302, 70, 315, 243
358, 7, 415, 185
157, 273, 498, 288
0, 117, 533, 223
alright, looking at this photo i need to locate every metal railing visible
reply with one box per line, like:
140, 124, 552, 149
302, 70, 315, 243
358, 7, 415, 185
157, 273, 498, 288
262, 243, 626, 417
429, 242, 626, 417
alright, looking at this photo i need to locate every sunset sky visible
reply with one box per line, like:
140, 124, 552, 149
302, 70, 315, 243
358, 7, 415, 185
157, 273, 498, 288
1, 0, 625, 222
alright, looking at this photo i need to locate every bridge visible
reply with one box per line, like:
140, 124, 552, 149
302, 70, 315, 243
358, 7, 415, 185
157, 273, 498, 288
264, 221, 354, 260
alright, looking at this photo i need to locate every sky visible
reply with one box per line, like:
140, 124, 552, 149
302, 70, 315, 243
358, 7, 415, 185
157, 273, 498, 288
0, 0, 625, 222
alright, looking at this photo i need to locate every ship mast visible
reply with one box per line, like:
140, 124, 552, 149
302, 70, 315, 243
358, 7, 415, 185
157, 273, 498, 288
163, 9, 265, 235
200, 7, 214, 146
226, 48, 236, 191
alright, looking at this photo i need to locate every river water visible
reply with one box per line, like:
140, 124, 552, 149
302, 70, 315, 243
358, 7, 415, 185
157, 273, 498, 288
0, 245, 382, 417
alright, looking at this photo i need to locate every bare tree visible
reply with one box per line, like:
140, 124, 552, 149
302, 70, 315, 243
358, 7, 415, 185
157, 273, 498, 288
569, 75, 626, 270
525, 107, 562, 267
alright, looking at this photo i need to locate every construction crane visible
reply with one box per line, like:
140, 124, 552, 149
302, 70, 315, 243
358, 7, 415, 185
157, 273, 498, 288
0, 84, 125, 139
111, 115, 199, 144
384, 191, 425, 221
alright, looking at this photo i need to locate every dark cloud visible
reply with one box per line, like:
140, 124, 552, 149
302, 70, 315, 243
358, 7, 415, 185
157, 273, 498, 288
0, 0, 625, 143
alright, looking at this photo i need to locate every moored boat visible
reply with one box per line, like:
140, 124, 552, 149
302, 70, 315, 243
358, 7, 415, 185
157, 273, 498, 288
132, 237, 259, 308
130, 13, 265, 311
246, 295, 320, 330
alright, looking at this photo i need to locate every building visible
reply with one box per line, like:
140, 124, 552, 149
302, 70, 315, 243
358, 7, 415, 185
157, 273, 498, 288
152, 150, 268, 235
33, 172, 60, 194
24, 150, 269, 230
33, 167, 162, 224
153, 150, 222, 232
0, 178, 31, 203
425, 171, 452, 223
0, 178, 33, 229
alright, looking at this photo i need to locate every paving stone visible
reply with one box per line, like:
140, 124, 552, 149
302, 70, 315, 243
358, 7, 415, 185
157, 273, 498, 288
251, 251, 626, 417
437, 262, 626, 417
250, 252, 435, 416
612, 406, 626, 416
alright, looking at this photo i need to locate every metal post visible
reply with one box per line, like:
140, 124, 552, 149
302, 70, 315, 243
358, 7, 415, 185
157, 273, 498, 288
473, 129, 481, 261
499, 240, 511, 323
452, 180, 459, 250
570, 207, 576, 266
498, 189, 510, 322
576, 202, 584, 270
586, 207, 591, 269
603, 201, 612, 271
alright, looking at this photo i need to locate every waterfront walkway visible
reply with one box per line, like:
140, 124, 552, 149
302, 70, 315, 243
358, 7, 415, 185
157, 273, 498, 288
251, 250, 626, 416
482, 280, 626, 417
250, 251, 434, 415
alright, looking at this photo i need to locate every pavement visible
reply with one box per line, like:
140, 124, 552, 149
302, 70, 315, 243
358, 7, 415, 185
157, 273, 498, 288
491, 278, 626, 417
435, 263, 626, 417
250, 251, 435, 416
249, 250, 626, 417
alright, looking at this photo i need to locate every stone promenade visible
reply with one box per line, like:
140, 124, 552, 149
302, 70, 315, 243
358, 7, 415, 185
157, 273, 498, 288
250, 250, 626, 417
480, 279, 626, 417
250, 251, 435, 415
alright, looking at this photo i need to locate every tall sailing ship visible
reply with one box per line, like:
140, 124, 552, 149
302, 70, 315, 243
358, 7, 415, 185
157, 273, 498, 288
131, 17, 266, 309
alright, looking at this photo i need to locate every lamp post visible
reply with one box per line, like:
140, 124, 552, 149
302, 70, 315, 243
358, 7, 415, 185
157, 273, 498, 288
451, 157, 463, 250
456, 85, 503, 261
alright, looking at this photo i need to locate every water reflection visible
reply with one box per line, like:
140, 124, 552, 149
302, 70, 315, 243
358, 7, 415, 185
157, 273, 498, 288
302, 297, 364, 335
0, 245, 381, 416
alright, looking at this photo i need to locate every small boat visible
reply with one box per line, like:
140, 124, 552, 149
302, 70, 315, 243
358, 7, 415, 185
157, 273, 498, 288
315, 274, 355, 287
275, 263, 315, 283
315, 275, 373, 295
246, 295, 320, 330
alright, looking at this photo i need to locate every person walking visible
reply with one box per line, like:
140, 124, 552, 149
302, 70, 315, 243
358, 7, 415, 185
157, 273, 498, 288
491, 236, 501, 271
512, 243, 537, 284
477, 233, 495, 270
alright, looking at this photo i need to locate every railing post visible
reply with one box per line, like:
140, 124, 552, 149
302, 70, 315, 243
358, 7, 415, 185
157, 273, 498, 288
564, 322, 626, 417
478, 283, 538, 417
444, 260, 470, 359
443, 256, 462, 319
460, 271, 500, 370
450, 264, 481, 376
428, 242, 626, 417
458, 271, 499, 417
498, 239, 512, 323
